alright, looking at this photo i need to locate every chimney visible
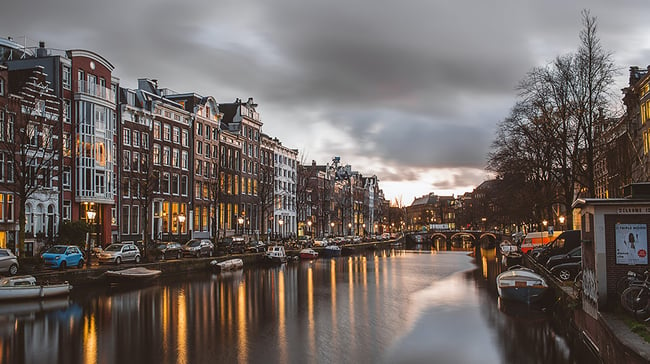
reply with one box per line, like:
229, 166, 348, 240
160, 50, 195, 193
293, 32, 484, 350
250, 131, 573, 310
36, 41, 47, 57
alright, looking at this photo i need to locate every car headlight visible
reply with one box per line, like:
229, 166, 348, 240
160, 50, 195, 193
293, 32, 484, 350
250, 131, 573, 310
55, 256, 60, 260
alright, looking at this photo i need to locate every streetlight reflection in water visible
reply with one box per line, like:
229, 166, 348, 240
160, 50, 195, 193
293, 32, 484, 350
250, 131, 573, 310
0, 248, 597, 364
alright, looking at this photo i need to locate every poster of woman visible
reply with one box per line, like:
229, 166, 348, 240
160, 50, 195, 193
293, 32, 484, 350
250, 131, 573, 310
615, 224, 648, 265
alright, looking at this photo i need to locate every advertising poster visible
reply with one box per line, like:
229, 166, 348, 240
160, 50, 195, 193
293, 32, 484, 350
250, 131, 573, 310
615, 224, 648, 265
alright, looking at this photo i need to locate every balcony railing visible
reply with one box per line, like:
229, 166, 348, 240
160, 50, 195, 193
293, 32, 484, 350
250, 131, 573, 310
75, 80, 116, 103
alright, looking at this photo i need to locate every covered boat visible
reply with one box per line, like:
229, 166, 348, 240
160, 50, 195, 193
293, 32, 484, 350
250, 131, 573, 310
500, 242, 523, 266
299, 248, 318, 259
210, 258, 244, 272
105, 267, 162, 285
322, 245, 342, 258
264, 246, 287, 264
0, 275, 71, 301
496, 266, 548, 304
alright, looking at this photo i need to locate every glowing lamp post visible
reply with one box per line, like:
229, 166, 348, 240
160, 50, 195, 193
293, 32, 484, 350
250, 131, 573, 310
307, 220, 312, 238
238, 216, 244, 235
177, 214, 185, 241
86, 210, 96, 269
278, 219, 284, 238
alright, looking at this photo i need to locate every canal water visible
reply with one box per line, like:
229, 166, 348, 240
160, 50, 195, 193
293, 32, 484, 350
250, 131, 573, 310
0, 248, 597, 364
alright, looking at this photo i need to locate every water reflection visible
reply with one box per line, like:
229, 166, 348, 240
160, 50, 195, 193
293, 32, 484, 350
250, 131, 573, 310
0, 248, 596, 364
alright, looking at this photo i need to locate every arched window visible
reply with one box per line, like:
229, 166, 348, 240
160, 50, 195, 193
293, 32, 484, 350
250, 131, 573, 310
35, 204, 44, 234
47, 205, 55, 237
25, 204, 32, 233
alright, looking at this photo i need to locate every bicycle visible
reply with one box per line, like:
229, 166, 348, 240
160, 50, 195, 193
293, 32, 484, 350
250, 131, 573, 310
620, 270, 650, 322
615, 268, 646, 297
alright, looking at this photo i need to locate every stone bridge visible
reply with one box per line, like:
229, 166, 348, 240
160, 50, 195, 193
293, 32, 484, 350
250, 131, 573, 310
406, 230, 510, 247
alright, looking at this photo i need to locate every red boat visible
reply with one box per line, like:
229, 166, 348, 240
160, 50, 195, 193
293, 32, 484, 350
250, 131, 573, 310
299, 248, 319, 259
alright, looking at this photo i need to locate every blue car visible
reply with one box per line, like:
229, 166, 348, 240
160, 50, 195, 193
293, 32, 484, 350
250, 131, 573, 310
41, 245, 85, 269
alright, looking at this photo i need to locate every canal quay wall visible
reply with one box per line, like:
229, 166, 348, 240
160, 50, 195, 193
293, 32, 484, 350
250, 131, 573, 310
27, 241, 393, 288
524, 255, 650, 364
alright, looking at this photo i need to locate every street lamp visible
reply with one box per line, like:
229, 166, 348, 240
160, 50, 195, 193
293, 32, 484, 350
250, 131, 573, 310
362, 223, 366, 236
86, 209, 96, 269
238, 216, 244, 236
278, 219, 284, 238
481, 217, 487, 231
330, 222, 335, 235
348, 222, 352, 236
177, 214, 185, 241
559, 216, 565, 230
307, 220, 312, 238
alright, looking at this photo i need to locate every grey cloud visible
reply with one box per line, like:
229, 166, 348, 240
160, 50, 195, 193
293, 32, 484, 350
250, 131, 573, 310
3, 0, 650, 198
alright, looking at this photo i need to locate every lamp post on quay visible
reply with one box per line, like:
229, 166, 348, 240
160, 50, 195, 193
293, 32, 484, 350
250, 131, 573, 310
86, 209, 96, 269
238, 216, 244, 236
177, 214, 185, 242
330, 222, 335, 236
559, 215, 565, 231
307, 220, 312, 239
278, 219, 284, 239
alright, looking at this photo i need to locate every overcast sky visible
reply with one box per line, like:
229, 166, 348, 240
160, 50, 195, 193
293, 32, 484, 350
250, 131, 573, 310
3, 0, 650, 204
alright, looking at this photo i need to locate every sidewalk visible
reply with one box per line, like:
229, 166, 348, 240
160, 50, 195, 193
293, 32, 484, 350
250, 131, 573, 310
600, 312, 650, 363
525, 255, 650, 363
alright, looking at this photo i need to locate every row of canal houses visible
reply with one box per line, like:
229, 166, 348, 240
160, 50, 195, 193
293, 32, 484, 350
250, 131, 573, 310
0, 37, 387, 255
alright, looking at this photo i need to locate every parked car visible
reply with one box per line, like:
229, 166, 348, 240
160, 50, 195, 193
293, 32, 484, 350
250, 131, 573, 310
530, 230, 582, 265
182, 239, 214, 258
217, 237, 246, 254
154, 242, 183, 260
41, 245, 85, 269
313, 239, 329, 247
550, 261, 582, 281
0, 249, 18, 276
97, 243, 142, 265
245, 241, 266, 253
545, 246, 581, 270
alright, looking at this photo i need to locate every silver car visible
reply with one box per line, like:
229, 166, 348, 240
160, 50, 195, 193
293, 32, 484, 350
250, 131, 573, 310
0, 249, 18, 276
97, 243, 141, 265
182, 239, 214, 258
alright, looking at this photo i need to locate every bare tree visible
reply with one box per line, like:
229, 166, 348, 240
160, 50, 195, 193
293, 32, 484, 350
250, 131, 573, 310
122, 152, 158, 258
4, 74, 60, 254
488, 10, 617, 228
257, 165, 274, 239
571, 9, 617, 197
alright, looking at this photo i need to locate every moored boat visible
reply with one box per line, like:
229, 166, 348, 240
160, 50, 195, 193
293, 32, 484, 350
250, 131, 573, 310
299, 248, 318, 259
322, 245, 342, 258
500, 241, 523, 266
496, 266, 548, 304
264, 245, 288, 264
105, 267, 162, 285
210, 258, 244, 272
0, 275, 71, 301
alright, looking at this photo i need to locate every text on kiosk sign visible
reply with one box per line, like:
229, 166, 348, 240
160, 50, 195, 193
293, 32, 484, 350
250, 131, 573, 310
617, 207, 650, 214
